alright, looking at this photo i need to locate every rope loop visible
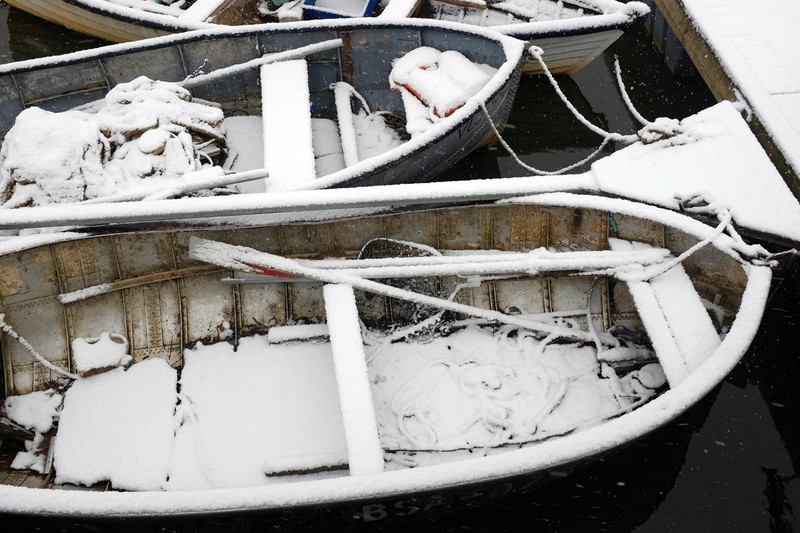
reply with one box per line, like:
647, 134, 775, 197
482, 46, 693, 176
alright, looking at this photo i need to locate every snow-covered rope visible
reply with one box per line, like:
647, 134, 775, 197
480, 46, 695, 176
0, 313, 80, 380
529, 46, 638, 144
478, 100, 614, 176
607, 194, 772, 282
386, 392, 655, 452
612, 57, 649, 127
676, 192, 773, 264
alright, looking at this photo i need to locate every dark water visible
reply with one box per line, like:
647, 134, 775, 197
1, 5, 800, 531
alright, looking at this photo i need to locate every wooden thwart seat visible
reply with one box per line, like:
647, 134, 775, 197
332, 82, 361, 168
609, 239, 721, 387
261, 59, 317, 189
323, 284, 385, 476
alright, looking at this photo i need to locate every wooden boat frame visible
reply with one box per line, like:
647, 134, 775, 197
0, 186, 773, 523
1, 0, 647, 74
0, 19, 523, 199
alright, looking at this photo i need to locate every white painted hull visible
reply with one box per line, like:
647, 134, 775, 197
3, 0, 645, 78
526, 28, 623, 74
4, 0, 180, 42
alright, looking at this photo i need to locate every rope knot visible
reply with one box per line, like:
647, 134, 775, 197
637, 117, 686, 144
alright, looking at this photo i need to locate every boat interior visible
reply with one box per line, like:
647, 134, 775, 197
0, 24, 515, 201
0, 202, 749, 491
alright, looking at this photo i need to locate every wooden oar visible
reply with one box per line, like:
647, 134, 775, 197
80, 168, 269, 204
188, 236, 599, 341
221, 247, 671, 281
181, 38, 344, 89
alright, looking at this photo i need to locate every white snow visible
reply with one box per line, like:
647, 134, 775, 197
680, 0, 800, 184
390, 46, 495, 119
591, 101, 800, 243
3, 389, 62, 434
608, 238, 720, 387
222, 115, 359, 192
323, 284, 385, 475
308, 0, 374, 17
377, 0, 420, 18
369, 326, 661, 455
179, 0, 226, 21
167, 335, 347, 489
53, 358, 178, 491
266, 323, 330, 343
10, 433, 48, 473
260, 59, 317, 188
333, 82, 362, 167
0, 76, 225, 207
71, 332, 132, 374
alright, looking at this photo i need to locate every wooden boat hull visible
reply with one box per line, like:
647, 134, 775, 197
0, 190, 772, 521
2, 0, 646, 74
0, 20, 523, 194
2, 0, 414, 43
522, 27, 624, 75
3, 0, 178, 42
420, 0, 649, 75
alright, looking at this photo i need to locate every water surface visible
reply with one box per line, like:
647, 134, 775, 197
0, 7, 798, 531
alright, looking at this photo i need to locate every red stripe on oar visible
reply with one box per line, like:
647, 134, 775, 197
239, 261, 299, 279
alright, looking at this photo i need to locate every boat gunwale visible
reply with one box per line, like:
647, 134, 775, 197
0, 17, 522, 76
9, 0, 649, 42
0, 18, 524, 200
427, 0, 648, 39
0, 193, 772, 518
59, 0, 217, 33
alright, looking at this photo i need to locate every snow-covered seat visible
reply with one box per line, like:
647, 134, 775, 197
261, 59, 317, 190
331, 82, 362, 168
322, 284, 385, 476
609, 239, 721, 387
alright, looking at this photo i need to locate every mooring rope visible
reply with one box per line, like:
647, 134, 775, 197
612, 57, 650, 127
0, 313, 80, 380
478, 45, 693, 176
528, 46, 639, 144
478, 99, 615, 176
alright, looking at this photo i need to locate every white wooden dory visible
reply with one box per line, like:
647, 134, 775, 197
0, 191, 773, 526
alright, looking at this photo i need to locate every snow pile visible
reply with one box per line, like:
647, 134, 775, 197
3, 389, 62, 474
0, 76, 226, 208
71, 332, 132, 375
3, 388, 62, 433
390, 46, 496, 126
167, 335, 347, 489
53, 358, 178, 491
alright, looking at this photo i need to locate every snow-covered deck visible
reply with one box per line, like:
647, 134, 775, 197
646, 0, 800, 199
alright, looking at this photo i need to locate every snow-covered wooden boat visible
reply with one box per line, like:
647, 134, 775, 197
0, 20, 523, 207
2, 0, 647, 75
419, 0, 650, 74
0, 0, 422, 43
0, 187, 773, 527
